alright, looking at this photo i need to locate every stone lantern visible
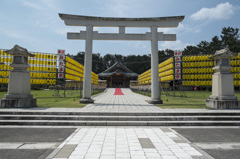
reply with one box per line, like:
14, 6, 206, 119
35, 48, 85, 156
206, 48, 239, 109
0, 45, 36, 107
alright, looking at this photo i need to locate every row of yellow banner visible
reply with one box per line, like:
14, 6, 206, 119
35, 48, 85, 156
183, 61, 240, 68
0, 75, 57, 84
183, 80, 240, 86
183, 61, 214, 67
0, 49, 99, 85
0, 78, 57, 85
182, 54, 240, 62
182, 54, 240, 86
182, 80, 212, 86
183, 73, 240, 80
0, 51, 57, 61
0, 58, 56, 65
0, 65, 57, 73
183, 68, 214, 74
138, 57, 175, 84
65, 56, 98, 84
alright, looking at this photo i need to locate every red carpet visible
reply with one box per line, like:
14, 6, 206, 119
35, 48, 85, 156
114, 88, 124, 95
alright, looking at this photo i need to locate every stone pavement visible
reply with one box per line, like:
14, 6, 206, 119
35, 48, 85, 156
1, 88, 239, 113
50, 127, 208, 159
46, 89, 209, 158
81, 88, 161, 112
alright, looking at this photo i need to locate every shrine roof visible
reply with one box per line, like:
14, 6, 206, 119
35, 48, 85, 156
98, 62, 138, 77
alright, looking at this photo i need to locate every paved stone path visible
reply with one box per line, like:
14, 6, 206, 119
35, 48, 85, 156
1, 88, 239, 113
46, 89, 209, 158
50, 127, 206, 159
81, 88, 161, 112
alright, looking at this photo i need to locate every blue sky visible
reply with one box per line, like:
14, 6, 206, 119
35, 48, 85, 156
0, 0, 239, 56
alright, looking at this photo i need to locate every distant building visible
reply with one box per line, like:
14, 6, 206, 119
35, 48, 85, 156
98, 62, 138, 88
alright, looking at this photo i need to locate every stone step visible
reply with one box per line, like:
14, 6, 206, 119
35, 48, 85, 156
0, 120, 240, 126
1, 111, 240, 116
1, 115, 240, 121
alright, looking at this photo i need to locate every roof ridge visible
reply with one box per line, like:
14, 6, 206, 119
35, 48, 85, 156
98, 62, 138, 75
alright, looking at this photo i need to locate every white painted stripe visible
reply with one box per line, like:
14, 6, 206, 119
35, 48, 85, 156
0, 126, 239, 128
0, 143, 23, 149
194, 142, 240, 149
0, 142, 60, 149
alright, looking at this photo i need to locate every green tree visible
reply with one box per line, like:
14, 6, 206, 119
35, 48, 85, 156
197, 41, 210, 54
92, 53, 105, 73
158, 49, 174, 63
209, 36, 223, 54
103, 54, 115, 68
73, 51, 85, 65
221, 27, 240, 52
182, 45, 199, 56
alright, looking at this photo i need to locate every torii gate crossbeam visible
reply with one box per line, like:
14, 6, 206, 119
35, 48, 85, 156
59, 13, 184, 104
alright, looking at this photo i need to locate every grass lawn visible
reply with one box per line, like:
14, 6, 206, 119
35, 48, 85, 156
0, 89, 104, 108
134, 90, 240, 109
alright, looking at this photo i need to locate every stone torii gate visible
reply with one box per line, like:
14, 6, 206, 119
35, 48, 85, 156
59, 13, 184, 104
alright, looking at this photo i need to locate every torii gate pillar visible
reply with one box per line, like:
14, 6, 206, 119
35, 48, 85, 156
59, 14, 184, 104
149, 26, 162, 104
80, 25, 94, 103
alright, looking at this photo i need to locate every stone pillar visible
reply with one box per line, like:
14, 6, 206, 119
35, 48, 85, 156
0, 45, 36, 108
149, 26, 163, 104
206, 48, 239, 109
80, 25, 94, 103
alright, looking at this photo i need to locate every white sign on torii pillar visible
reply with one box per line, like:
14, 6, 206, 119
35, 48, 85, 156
59, 13, 184, 104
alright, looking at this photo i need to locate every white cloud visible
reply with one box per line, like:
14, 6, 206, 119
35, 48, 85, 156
159, 40, 194, 50
191, 2, 238, 21
158, 23, 190, 34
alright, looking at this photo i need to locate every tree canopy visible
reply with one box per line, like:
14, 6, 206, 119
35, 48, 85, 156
183, 27, 240, 55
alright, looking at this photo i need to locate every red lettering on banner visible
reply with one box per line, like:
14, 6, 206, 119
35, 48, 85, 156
175, 74, 181, 80
59, 55, 64, 60
174, 50, 182, 56
59, 62, 64, 66
175, 69, 181, 74
58, 50, 65, 54
175, 63, 180, 68
177, 51, 182, 56
58, 73, 64, 78
175, 56, 181, 62
174, 51, 178, 56
59, 67, 64, 72
57, 49, 65, 79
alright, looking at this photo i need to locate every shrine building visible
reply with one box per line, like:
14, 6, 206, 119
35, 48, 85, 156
98, 62, 138, 88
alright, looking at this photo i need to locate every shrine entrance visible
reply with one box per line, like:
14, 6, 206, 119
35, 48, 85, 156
59, 13, 184, 104
112, 74, 125, 88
